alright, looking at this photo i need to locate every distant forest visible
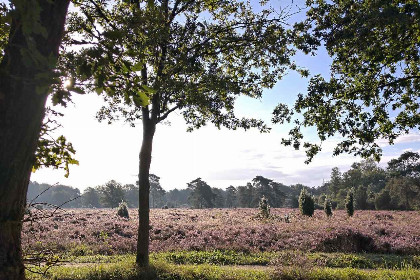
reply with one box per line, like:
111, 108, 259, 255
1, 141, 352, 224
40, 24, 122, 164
27, 151, 420, 211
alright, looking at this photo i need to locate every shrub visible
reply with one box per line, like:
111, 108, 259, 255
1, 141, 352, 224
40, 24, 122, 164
272, 251, 314, 278
258, 195, 270, 219
299, 189, 314, 217
324, 198, 332, 217
345, 190, 354, 217
117, 201, 129, 219
316, 229, 375, 253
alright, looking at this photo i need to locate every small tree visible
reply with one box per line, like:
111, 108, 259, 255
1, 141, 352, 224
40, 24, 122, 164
98, 180, 125, 208
259, 195, 270, 219
66, 0, 297, 267
345, 190, 354, 217
299, 189, 314, 217
117, 201, 129, 219
324, 198, 332, 217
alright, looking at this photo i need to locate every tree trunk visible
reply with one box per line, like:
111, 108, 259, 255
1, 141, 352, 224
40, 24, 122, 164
136, 119, 156, 267
0, 1, 69, 279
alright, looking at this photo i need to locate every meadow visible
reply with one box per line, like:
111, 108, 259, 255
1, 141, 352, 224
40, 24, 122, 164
24, 208, 420, 279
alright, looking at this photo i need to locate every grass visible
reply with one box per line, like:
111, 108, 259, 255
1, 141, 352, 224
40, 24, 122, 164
59, 251, 420, 269
26, 251, 420, 280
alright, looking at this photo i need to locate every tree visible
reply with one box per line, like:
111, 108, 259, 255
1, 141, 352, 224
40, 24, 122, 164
212, 187, 226, 208
258, 195, 270, 219
387, 151, 420, 178
298, 189, 314, 217
386, 177, 420, 210
354, 186, 369, 210
324, 197, 332, 217
187, 178, 215, 209
236, 183, 255, 208
165, 188, 191, 208
386, 151, 420, 209
328, 167, 342, 197
81, 187, 102, 208
123, 184, 139, 208
98, 180, 125, 208
0, 1, 70, 279
273, 0, 420, 162
225, 186, 237, 208
345, 190, 354, 217
149, 174, 166, 208
251, 176, 285, 207
50, 185, 81, 207
27, 182, 53, 204
66, 0, 296, 266
375, 189, 393, 210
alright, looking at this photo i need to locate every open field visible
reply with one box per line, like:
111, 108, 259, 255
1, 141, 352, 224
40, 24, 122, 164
26, 252, 420, 280
23, 208, 420, 255
23, 208, 420, 279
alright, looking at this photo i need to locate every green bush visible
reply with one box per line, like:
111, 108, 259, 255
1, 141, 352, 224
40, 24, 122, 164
299, 189, 314, 217
345, 190, 354, 217
258, 195, 270, 219
324, 198, 333, 217
117, 201, 129, 219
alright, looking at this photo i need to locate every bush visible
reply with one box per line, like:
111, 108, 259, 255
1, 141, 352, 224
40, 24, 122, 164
316, 229, 375, 253
299, 189, 314, 217
117, 201, 129, 219
345, 190, 354, 217
324, 198, 332, 217
258, 195, 270, 219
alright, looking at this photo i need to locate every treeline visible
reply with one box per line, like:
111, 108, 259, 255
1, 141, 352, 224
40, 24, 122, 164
27, 151, 420, 210
317, 151, 420, 211
27, 175, 314, 209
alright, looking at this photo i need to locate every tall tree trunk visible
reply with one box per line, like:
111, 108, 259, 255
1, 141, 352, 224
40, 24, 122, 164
0, 1, 69, 280
136, 119, 156, 267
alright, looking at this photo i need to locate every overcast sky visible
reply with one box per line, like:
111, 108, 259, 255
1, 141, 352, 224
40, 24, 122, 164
30, 0, 420, 191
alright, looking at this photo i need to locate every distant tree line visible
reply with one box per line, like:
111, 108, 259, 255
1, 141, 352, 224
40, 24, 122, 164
27, 152, 420, 210
27, 175, 308, 209
317, 151, 420, 211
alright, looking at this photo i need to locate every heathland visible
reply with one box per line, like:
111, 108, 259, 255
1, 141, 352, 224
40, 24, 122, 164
24, 208, 420, 280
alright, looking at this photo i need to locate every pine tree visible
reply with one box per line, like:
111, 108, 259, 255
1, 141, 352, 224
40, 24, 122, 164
299, 189, 314, 217
259, 195, 270, 219
345, 190, 355, 217
324, 198, 332, 217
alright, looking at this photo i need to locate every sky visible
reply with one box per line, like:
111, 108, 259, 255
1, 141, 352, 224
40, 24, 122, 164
30, 0, 420, 191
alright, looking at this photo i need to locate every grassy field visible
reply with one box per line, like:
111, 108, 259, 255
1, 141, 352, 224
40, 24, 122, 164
26, 251, 420, 280
23, 208, 420, 279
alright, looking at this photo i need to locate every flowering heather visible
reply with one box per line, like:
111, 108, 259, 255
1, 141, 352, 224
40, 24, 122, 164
22, 208, 420, 255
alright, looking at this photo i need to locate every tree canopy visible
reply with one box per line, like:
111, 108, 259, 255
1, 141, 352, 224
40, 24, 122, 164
273, 0, 420, 162
64, 0, 299, 130
64, 0, 301, 266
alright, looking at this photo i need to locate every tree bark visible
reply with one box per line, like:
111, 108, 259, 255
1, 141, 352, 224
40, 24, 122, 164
136, 119, 156, 267
0, 1, 69, 280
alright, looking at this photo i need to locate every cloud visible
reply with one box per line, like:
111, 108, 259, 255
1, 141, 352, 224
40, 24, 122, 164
207, 168, 287, 181
395, 133, 420, 144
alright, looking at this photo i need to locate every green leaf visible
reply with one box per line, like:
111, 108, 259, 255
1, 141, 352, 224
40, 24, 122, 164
132, 62, 143, 72
133, 91, 150, 107
141, 85, 157, 95
95, 87, 104, 94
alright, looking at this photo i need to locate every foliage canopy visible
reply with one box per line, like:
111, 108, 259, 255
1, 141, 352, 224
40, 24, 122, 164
65, 0, 299, 131
273, 0, 420, 162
